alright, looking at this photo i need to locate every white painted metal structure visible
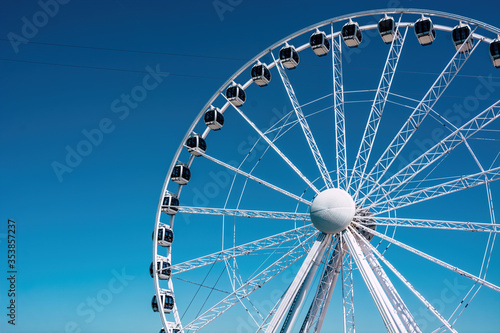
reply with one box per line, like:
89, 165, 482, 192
152, 9, 500, 333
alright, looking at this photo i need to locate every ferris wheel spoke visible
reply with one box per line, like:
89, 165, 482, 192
182, 232, 318, 332
271, 52, 334, 189
353, 222, 500, 293
225, 96, 320, 194
355, 229, 458, 333
171, 225, 317, 275
370, 166, 500, 214
266, 233, 333, 333
330, 30, 348, 191
177, 206, 310, 222
368, 216, 500, 233
367, 100, 500, 206
343, 228, 409, 332
300, 238, 344, 333
356, 32, 480, 204
349, 22, 408, 194
197, 150, 312, 205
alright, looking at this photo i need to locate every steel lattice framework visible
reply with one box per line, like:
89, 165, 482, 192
152, 8, 500, 333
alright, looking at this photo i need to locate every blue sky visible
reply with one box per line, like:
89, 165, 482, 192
1, 0, 499, 332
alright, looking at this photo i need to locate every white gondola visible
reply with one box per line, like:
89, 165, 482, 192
342, 19, 363, 48
204, 106, 224, 130
226, 82, 246, 106
171, 161, 190, 185
279, 43, 300, 69
186, 133, 206, 156
150, 256, 171, 280
155, 223, 174, 247
161, 192, 179, 215
452, 23, 474, 52
310, 29, 330, 56
251, 62, 271, 86
415, 16, 436, 46
378, 15, 396, 44
151, 290, 175, 313
490, 37, 500, 68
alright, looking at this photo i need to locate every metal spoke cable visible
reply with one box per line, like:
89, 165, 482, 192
180, 255, 223, 321
193, 266, 228, 325
354, 228, 457, 333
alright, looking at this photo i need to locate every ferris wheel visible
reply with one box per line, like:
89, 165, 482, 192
152, 8, 500, 333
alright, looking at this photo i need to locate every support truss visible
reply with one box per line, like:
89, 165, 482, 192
355, 231, 458, 332
266, 233, 332, 333
371, 166, 500, 214
171, 225, 316, 274
368, 216, 500, 233
224, 94, 320, 194
183, 232, 318, 332
356, 32, 479, 203
349, 23, 408, 194
272, 52, 334, 189
353, 222, 500, 293
368, 100, 500, 205
341, 234, 356, 333
343, 229, 408, 332
331, 29, 348, 190
198, 150, 312, 205
178, 206, 310, 222
351, 229, 421, 333
300, 239, 343, 333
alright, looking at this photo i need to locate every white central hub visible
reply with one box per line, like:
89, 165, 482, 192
310, 188, 355, 234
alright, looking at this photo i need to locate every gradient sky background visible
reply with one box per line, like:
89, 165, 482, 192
1, 0, 499, 332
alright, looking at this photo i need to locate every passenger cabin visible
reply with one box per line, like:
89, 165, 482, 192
378, 16, 396, 44
310, 29, 330, 56
226, 83, 246, 106
161, 192, 179, 215
150, 256, 171, 280
452, 23, 474, 53
490, 37, 500, 68
415, 16, 436, 46
171, 161, 190, 185
342, 19, 362, 48
186, 133, 207, 156
155, 223, 174, 247
279, 44, 300, 69
151, 290, 175, 313
204, 106, 224, 130
251, 62, 271, 86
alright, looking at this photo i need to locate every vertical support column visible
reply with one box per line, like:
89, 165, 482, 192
266, 234, 332, 333
343, 229, 407, 333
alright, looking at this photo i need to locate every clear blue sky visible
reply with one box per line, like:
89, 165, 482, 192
1, 0, 499, 332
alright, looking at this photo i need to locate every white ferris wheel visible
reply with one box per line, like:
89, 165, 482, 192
152, 8, 500, 333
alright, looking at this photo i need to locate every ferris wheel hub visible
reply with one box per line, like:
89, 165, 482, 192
310, 188, 355, 234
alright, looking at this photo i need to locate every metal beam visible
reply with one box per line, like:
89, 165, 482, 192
356, 31, 479, 203
349, 22, 408, 193
351, 229, 421, 332
343, 229, 407, 333
171, 225, 316, 275
184, 232, 318, 331
331, 31, 348, 191
353, 222, 500, 293
266, 233, 332, 333
272, 52, 334, 189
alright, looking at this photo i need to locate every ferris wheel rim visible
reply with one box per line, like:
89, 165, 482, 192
152, 8, 500, 333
